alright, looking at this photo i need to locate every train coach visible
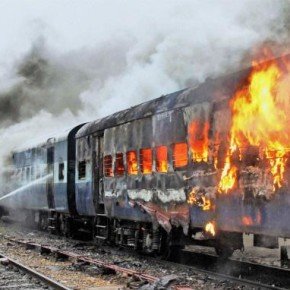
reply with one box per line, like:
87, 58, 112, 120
1, 54, 290, 257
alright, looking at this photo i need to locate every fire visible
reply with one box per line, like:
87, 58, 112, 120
242, 216, 253, 226
188, 120, 209, 162
156, 146, 168, 172
173, 143, 188, 168
205, 222, 215, 236
127, 151, 138, 175
140, 148, 152, 174
188, 187, 211, 211
218, 154, 237, 193
218, 51, 290, 193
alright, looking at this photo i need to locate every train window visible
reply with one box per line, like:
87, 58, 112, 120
156, 146, 168, 173
140, 148, 152, 174
59, 163, 64, 180
78, 161, 86, 179
126, 151, 138, 175
173, 143, 188, 168
104, 155, 113, 177
115, 153, 125, 176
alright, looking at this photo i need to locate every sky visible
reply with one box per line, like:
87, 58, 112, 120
0, 0, 289, 169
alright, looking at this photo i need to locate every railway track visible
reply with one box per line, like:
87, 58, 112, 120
164, 250, 286, 290
2, 233, 288, 290
0, 253, 72, 290
1, 235, 193, 290
176, 249, 290, 289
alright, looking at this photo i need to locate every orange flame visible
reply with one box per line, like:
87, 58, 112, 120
127, 151, 138, 175
188, 120, 209, 162
187, 187, 211, 211
218, 154, 237, 193
173, 143, 188, 168
156, 146, 168, 172
242, 216, 253, 226
205, 222, 215, 236
140, 148, 152, 174
219, 51, 290, 193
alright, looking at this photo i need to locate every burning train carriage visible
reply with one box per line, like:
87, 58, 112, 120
75, 53, 290, 254
74, 71, 248, 253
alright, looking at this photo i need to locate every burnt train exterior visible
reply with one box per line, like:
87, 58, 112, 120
1, 56, 290, 256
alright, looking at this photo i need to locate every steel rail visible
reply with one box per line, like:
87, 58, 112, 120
0, 253, 72, 290
3, 235, 193, 290
174, 249, 288, 290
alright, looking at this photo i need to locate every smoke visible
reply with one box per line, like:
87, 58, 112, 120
0, 0, 290, 176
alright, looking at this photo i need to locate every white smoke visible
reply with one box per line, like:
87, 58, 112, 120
0, 0, 289, 174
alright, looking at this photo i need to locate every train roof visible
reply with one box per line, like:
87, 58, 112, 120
76, 68, 249, 138
14, 123, 84, 153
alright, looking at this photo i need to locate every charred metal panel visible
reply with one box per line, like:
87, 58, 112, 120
77, 135, 92, 162
216, 194, 290, 238
153, 109, 186, 145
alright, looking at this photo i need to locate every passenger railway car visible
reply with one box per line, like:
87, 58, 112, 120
0, 125, 83, 233
1, 54, 290, 257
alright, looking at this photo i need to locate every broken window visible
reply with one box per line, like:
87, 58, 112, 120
59, 163, 64, 180
127, 151, 138, 175
156, 146, 168, 173
140, 148, 152, 174
78, 161, 86, 179
115, 153, 125, 176
173, 143, 188, 168
104, 155, 113, 177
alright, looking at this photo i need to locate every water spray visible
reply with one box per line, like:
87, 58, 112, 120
0, 173, 52, 202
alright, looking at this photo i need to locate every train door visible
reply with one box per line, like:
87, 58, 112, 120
92, 133, 108, 242
47, 146, 55, 209
92, 134, 104, 211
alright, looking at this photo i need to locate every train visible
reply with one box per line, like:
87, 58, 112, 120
1, 53, 290, 258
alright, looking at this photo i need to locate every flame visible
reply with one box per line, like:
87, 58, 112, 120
115, 153, 125, 176
173, 143, 188, 168
188, 120, 209, 162
205, 222, 215, 236
187, 187, 211, 211
218, 154, 237, 193
242, 216, 253, 226
218, 51, 290, 193
156, 146, 168, 172
127, 151, 138, 175
140, 148, 152, 174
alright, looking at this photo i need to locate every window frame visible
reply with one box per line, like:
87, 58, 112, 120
126, 151, 138, 175
155, 145, 168, 173
115, 153, 125, 177
172, 142, 189, 169
104, 155, 113, 177
140, 148, 153, 174
78, 160, 86, 180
